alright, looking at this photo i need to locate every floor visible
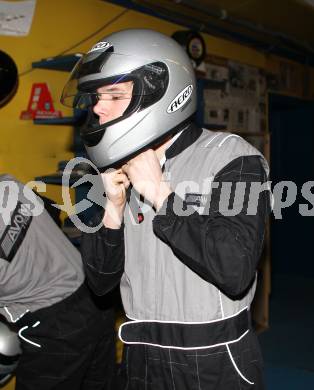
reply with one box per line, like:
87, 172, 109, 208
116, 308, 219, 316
258, 274, 314, 389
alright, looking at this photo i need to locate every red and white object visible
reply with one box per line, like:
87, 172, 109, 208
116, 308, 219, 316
20, 83, 62, 119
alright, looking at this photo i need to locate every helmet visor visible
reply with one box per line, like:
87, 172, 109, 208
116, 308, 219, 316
60, 51, 169, 110
63, 73, 135, 110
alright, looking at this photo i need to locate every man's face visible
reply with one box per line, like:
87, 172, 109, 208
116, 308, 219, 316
93, 81, 133, 125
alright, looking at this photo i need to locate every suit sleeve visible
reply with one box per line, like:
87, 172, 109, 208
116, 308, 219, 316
153, 155, 271, 298
80, 212, 125, 296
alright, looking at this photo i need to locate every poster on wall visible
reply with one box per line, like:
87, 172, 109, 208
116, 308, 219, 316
203, 106, 229, 129
228, 61, 260, 103
202, 57, 266, 134
0, 0, 36, 36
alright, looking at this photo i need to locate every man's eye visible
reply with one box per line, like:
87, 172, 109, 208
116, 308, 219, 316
96, 93, 106, 101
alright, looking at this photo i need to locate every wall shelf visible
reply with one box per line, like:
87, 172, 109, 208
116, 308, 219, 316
33, 108, 87, 126
35, 172, 84, 186
34, 115, 84, 126
32, 53, 82, 72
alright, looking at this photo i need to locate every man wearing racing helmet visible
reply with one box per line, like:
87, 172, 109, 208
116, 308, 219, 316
63, 28, 270, 389
93, 81, 134, 125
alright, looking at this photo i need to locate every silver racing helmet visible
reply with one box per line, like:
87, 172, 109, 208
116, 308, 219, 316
61, 28, 197, 168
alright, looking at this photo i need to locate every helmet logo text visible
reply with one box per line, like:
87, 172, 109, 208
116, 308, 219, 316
89, 41, 111, 53
167, 85, 193, 113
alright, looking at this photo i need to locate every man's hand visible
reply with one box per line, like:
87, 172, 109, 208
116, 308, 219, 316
102, 168, 130, 228
122, 149, 172, 211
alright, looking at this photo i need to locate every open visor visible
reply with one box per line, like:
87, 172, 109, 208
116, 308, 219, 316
60, 51, 169, 111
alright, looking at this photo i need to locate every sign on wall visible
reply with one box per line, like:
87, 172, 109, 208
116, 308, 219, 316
0, 0, 36, 36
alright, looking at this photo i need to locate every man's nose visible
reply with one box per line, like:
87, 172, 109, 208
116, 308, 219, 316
93, 100, 110, 117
